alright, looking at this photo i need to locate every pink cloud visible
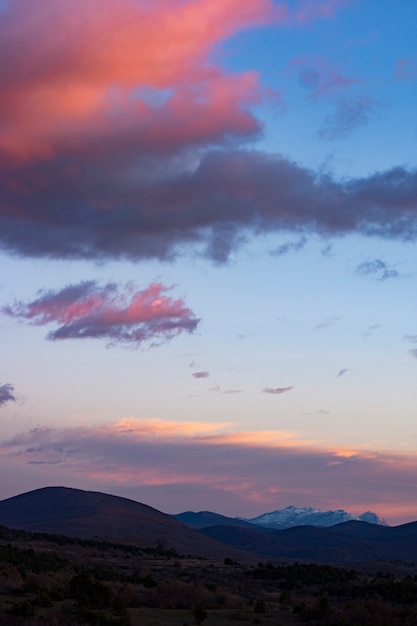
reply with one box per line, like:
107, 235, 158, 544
0, 383, 16, 408
0, 1, 415, 263
0, 0, 283, 161
2, 417, 417, 524
2, 281, 199, 347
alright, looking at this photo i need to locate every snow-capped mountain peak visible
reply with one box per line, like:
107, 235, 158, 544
244, 506, 387, 529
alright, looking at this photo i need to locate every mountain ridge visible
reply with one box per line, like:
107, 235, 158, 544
174, 505, 388, 531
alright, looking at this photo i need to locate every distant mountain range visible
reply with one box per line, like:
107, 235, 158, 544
245, 506, 388, 528
2, 487, 417, 565
175, 505, 388, 530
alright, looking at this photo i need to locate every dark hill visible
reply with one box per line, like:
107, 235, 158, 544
0, 487, 256, 562
200, 519, 417, 563
174, 510, 257, 529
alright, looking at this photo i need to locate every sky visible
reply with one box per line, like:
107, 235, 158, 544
0, 0, 416, 526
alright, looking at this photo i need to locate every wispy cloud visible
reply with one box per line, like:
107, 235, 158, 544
0, 383, 16, 408
192, 371, 210, 379
291, 0, 354, 25
290, 55, 376, 141
404, 335, 417, 360
2, 417, 417, 523
271, 236, 307, 257
315, 316, 341, 329
319, 95, 376, 140
263, 386, 293, 395
2, 282, 199, 348
356, 259, 400, 280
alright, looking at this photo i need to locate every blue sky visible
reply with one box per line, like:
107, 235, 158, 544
0, 0, 416, 524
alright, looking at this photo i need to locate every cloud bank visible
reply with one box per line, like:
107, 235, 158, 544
2, 417, 417, 524
3, 282, 199, 347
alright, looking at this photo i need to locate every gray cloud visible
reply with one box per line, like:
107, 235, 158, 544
315, 316, 341, 329
192, 371, 210, 379
356, 258, 400, 280
271, 236, 307, 257
0, 383, 16, 408
1, 150, 416, 263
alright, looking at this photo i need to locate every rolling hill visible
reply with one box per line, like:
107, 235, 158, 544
0, 486, 255, 562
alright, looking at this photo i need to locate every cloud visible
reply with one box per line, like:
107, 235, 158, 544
404, 335, 417, 360
0, 2, 414, 263
263, 386, 293, 395
271, 236, 307, 257
2, 417, 417, 523
319, 96, 376, 140
2, 281, 199, 347
356, 259, 400, 280
192, 371, 210, 379
0, 0, 282, 161
1, 150, 417, 263
290, 56, 376, 141
315, 316, 341, 329
0, 383, 16, 408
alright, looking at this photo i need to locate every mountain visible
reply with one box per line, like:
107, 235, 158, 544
174, 511, 257, 529
244, 506, 388, 529
0, 486, 256, 562
200, 520, 417, 564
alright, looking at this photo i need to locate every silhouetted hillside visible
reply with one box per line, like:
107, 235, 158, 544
174, 510, 257, 529
200, 520, 417, 563
0, 487, 255, 562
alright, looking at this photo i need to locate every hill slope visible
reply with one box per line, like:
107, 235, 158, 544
0, 486, 255, 562
200, 520, 417, 563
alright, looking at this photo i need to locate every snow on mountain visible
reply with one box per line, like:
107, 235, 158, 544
244, 506, 388, 529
